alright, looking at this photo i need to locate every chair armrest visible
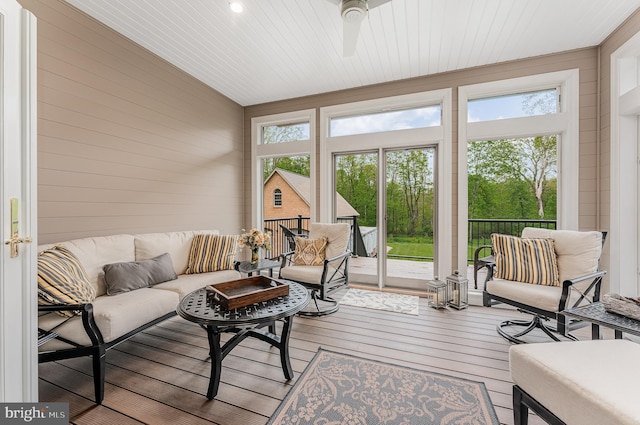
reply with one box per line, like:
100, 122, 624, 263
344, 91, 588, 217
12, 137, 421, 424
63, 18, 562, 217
324, 250, 352, 264
559, 269, 607, 310
473, 245, 493, 262
279, 250, 295, 270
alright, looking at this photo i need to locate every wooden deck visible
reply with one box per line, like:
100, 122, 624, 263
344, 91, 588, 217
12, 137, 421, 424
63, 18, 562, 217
38, 289, 605, 425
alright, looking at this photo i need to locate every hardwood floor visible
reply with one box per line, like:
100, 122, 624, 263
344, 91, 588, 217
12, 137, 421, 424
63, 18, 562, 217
39, 291, 601, 425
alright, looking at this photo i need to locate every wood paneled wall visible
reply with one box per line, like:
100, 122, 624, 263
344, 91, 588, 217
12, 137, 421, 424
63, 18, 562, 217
18, 0, 244, 244
244, 48, 599, 266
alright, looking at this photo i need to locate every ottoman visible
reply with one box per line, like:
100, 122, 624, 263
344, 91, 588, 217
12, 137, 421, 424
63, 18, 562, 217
509, 339, 640, 425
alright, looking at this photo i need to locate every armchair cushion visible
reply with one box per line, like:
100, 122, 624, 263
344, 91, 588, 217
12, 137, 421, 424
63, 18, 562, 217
185, 234, 239, 274
491, 234, 559, 286
521, 227, 602, 286
293, 236, 328, 266
37, 246, 97, 317
280, 264, 325, 286
309, 222, 350, 261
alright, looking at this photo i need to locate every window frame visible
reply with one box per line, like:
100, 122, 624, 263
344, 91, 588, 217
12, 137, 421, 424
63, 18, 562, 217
457, 69, 580, 281
251, 109, 315, 228
320, 89, 453, 282
273, 188, 282, 207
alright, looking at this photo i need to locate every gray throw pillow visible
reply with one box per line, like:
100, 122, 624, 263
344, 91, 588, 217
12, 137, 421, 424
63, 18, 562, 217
103, 252, 177, 296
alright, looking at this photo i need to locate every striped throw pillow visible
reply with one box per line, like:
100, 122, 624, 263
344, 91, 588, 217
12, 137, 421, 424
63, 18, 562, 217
37, 246, 97, 317
185, 234, 239, 274
492, 234, 560, 286
293, 237, 328, 266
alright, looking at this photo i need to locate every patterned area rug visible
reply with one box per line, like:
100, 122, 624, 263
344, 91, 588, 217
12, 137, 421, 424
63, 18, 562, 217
267, 349, 499, 425
339, 288, 420, 315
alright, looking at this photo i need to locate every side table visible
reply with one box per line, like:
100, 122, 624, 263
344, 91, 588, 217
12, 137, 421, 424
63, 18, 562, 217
562, 302, 640, 340
177, 281, 309, 399
235, 258, 280, 277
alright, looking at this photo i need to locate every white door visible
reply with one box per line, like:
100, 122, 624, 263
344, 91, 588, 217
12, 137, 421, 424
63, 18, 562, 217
0, 0, 37, 401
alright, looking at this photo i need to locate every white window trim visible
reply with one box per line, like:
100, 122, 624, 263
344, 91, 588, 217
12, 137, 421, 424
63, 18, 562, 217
458, 69, 580, 288
320, 89, 453, 280
610, 31, 640, 297
251, 109, 316, 228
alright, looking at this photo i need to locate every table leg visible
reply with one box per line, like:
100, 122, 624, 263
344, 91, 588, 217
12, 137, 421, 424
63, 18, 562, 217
591, 323, 600, 340
206, 326, 222, 400
279, 315, 294, 380
615, 329, 623, 339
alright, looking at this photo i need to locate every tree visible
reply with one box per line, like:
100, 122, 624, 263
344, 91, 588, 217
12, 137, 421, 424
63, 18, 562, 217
468, 136, 557, 219
261, 124, 310, 180
386, 150, 434, 236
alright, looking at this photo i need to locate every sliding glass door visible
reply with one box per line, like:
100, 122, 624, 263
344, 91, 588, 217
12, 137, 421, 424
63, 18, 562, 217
334, 147, 436, 290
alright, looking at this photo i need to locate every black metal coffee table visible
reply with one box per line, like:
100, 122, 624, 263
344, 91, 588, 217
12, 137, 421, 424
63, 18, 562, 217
177, 280, 309, 400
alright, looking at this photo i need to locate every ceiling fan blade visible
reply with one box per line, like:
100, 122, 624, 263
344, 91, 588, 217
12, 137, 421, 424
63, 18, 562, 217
343, 16, 362, 56
367, 0, 392, 9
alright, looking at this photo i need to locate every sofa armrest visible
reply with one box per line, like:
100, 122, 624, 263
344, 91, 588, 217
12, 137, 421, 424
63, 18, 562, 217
38, 303, 104, 348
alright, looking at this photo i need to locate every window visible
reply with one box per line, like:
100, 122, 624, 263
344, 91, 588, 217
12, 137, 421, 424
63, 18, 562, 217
330, 105, 441, 137
459, 70, 580, 292
273, 189, 282, 207
320, 90, 453, 290
468, 89, 558, 122
261, 122, 310, 144
252, 110, 315, 256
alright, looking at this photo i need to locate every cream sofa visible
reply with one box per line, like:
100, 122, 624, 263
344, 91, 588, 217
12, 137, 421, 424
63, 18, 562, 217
37, 230, 241, 404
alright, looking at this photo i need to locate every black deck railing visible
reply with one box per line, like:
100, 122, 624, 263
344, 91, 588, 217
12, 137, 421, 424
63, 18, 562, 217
263, 215, 359, 259
264, 217, 556, 263
467, 218, 556, 261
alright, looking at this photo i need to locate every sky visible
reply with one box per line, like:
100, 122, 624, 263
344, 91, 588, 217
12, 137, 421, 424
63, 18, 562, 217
267, 89, 557, 141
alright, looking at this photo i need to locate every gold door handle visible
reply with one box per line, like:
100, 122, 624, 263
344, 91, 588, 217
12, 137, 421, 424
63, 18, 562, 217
5, 234, 32, 258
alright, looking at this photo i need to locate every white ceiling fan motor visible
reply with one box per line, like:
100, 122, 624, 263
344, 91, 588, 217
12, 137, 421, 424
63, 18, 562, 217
341, 0, 367, 23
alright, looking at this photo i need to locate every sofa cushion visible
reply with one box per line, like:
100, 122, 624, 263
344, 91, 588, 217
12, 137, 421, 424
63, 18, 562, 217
38, 287, 179, 348
134, 230, 218, 275
294, 237, 328, 266
491, 234, 559, 286
185, 234, 239, 274
521, 228, 602, 285
510, 340, 640, 425
37, 246, 96, 317
153, 270, 241, 299
103, 253, 177, 295
57, 234, 136, 297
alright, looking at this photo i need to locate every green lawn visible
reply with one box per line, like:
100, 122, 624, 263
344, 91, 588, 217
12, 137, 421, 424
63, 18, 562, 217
386, 235, 489, 263
387, 236, 434, 260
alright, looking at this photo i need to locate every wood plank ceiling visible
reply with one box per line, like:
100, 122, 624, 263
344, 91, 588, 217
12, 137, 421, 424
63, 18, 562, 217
64, 0, 640, 106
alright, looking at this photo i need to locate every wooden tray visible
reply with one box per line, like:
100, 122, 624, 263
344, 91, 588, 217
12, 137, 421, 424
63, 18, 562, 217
206, 275, 289, 310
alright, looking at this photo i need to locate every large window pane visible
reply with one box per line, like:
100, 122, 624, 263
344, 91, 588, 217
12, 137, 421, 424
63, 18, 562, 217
330, 105, 441, 137
262, 156, 311, 258
467, 135, 558, 288
468, 89, 557, 122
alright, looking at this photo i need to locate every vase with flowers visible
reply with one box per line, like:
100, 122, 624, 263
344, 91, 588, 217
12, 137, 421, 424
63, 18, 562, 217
239, 228, 272, 264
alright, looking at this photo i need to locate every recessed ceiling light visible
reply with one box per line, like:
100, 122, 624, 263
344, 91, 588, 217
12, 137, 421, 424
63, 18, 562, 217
229, 1, 243, 13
